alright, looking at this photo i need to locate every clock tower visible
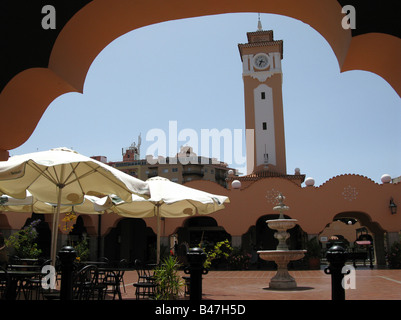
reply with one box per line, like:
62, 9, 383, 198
238, 24, 286, 175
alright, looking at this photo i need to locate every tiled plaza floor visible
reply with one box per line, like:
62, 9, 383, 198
118, 266, 401, 300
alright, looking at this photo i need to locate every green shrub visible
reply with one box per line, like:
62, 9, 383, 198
202, 239, 233, 269
153, 256, 184, 300
228, 248, 251, 270
387, 242, 401, 269
73, 238, 90, 262
5, 219, 42, 259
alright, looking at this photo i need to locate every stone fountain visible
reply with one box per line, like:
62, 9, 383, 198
257, 194, 306, 289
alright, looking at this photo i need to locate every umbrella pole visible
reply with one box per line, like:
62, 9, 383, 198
156, 204, 161, 265
51, 165, 65, 266
51, 185, 63, 266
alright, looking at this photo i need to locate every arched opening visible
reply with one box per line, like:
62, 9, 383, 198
14, 213, 52, 260
320, 211, 386, 266
174, 216, 231, 267
242, 214, 307, 269
104, 218, 156, 265
69, 215, 88, 240
176, 216, 231, 251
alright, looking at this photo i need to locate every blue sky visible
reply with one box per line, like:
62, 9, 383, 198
11, 13, 401, 186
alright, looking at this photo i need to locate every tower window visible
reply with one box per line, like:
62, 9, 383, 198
262, 122, 267, 130
261, 92, 266, 99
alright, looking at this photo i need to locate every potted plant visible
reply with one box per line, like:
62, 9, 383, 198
228, 248, 251, 270
5, 219, 42, 259
305, 237, 322, 270
153, 256, 184, 300
386, 241, 401, 269
73, 238, 90, 263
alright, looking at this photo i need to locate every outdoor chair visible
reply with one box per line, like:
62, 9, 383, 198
133, 259, 157, 300
98, 257, 110, 264
73, 264, 105, 300
0, 266, 9, 300
6, 257, 43, 300
23, 259, 52, 300
98, 269, 121, 300
182, 276, 190, 296
118, 259, 128, 293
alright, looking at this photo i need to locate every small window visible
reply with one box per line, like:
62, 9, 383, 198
262, 122, 267, 130
261, 92, 266, 99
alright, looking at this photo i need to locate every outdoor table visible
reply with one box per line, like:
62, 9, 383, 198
81, 261, 108, 266
0, 269, 45, 300
97, 267, 133, 300
8, 264, 41, 271
16, 258, 39, 265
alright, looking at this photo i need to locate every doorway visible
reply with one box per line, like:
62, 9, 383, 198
104, 218, 156, 265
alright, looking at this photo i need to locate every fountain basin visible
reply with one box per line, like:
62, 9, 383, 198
266, 219, 298, 231
258, 249, 306, 262
258, 250, 306, 289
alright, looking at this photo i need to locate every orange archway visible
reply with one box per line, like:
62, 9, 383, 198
1, 0, 400, 159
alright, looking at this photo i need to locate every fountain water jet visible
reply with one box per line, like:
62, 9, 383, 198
257, 194, 306, 289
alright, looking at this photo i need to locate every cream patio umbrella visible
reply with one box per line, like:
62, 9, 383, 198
0, 147, 148, 264
113, 176, 230, 264
0, 191, 114, 214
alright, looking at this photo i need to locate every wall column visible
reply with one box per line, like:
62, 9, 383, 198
307, 234, 320, 241
387, 232, 400, 247
374, 232, 386, 266
231, 235, 242, 248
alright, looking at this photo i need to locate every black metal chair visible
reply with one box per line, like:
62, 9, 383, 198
23, 259, 52, 300
98, 269, 121, 300
73, 265, 105, 300
182, 276, 190, 296
0, 266, 9, 300
133, 259, 157, 300
118, 259, 128, 293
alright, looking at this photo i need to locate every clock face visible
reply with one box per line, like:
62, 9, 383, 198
253, 54, 269, 70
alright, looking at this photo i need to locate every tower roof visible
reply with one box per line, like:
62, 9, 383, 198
238, 30, 283, 60
247, 30, 274, 43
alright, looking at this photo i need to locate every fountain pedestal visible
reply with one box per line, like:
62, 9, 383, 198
258, 250, 306, 289
257, 194, 306, 289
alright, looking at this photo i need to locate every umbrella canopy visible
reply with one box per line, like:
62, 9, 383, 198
0, 147, 148, 264
113, 176, 230, 264
0, 191, 113, 214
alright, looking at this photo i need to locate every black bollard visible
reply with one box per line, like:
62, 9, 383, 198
184, 247, 208, 300
58, 245, 77, 300
324, 245, 348, 300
